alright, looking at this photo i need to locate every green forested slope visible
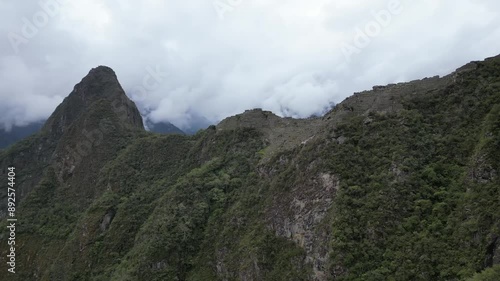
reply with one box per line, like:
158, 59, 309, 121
0, 56, 499, 281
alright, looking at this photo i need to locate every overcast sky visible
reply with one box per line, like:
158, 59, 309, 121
1, 0, 499, 131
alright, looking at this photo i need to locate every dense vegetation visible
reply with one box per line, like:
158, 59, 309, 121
0, 57, 499, 280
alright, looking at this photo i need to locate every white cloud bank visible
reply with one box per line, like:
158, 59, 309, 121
1, 0, 499, 130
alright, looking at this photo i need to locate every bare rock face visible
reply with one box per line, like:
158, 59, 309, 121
100, 209, 116, 232
264, 156, 339, 281
470, 153, 497, 184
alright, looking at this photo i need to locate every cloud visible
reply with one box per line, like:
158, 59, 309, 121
1, 0, 500, 130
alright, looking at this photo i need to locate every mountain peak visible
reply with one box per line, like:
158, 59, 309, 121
42, 66, 144, 138
217, 108, 281, 131
84, 65, 119, 85
72, 65, 123, 101
90, 65, 115, 73
217, 108, 322, 156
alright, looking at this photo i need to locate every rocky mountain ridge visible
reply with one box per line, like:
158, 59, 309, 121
0, 55, 499, 281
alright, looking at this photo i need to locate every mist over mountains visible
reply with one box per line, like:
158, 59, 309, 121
0, 114, 202, 149
0, 122, 44, 149
2, 2, 500, 137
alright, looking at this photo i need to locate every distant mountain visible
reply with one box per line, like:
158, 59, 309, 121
146, 120, 185, 135
0, 121, 44, 149
144, 112, 213, 135
183, 112, 214, 135
1, 56, 500, 281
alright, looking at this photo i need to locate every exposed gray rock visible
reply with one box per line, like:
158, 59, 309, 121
100, 209, 116, 232
267, 172, 339, 281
